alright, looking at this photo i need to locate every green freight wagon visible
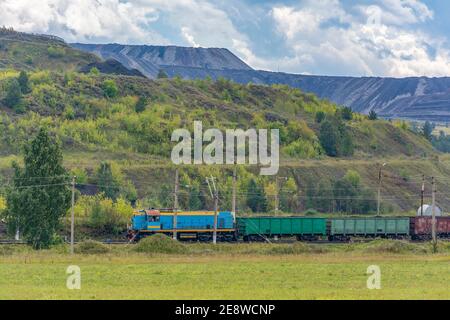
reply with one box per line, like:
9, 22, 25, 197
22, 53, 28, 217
237, 217, 327, 241
329, 217, 410, 241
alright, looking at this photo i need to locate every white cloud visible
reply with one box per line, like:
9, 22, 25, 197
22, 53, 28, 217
0, 0, 166, 43
181, 26, 199, 47
0, 0, 263, 68
1, 0, 448, 77
271, 0, 450, 77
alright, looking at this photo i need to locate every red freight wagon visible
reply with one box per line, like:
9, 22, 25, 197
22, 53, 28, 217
411, 216, 450, 239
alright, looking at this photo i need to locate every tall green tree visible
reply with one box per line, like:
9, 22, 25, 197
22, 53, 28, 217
188, 185, 204, 210
5, 128, 71, 249
157, 69, 168, 79
246, 179, 268, 213
18, 71, 31, 94
96, 162, 121, 201
422, 121, 433, 141
315, 111, 325, 123
340, 106, 353, 120
135, 96, 148, 113
4, 79, 22, 109
319, 119, 339, 157
368, 110, 378, 120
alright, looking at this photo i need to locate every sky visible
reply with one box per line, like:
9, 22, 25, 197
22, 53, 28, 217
1, 0, 450, 77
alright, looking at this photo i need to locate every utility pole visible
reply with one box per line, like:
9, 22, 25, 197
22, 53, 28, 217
377, 163, 387, 216
420, 175, 425, 216
213, 184, 218, 245
275, 176, 287, 214
70, 176, 76, 255
431, 176, 437, 252
232, 166, 236, 214
275, 177, 279, 214
173, 168, 179, 240
206, 176, 218, 244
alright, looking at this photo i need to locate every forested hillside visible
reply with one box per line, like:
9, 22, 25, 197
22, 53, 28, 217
0, 30, 448, 234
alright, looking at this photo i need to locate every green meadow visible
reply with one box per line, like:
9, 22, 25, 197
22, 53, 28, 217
0, 241, 449, 300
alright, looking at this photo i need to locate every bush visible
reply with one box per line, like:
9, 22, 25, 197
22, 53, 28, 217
4, 79, 22, 109
102, 79, 119, 98
315, 111, 325, 123
74, 240, 110, 254
89, 197, 131, 234
157, 69, 168, 79
135, 96, 148, 113
304, 208, 318, 215
47, 46, 65, 58
133, 234, 186, 254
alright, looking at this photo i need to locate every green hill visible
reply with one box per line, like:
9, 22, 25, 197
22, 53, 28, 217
0, 28, 99, 72
0, 31, 446, 215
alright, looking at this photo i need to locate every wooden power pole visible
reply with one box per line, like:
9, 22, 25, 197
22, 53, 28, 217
206, 176, 218, 244
431, 176, 437, 251
275, 176, 287, 214
70, 176, 76, 254
173, 168, 179, 240
213, 184, 218, 245
275, 176, 280, 214
376, 163, 387, 216
420, 175, 425, 216
232, 166, 236, 214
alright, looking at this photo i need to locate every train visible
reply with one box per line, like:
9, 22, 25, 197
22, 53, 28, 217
127, 209, 450, 242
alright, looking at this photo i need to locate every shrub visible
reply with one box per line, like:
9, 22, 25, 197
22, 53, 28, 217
74, 240, 110, 254
133, 234, 187, 254
102, 79, 119, 98
340, 106, 353, 120
47, 46, 65, 58
0, 196, 6, 212
368, 110, 377, 120
135, 96, 148, 113
304, 208, 318, 215
157, 69, 168, 79
284, 139, 319, 158
4, 79, 22, 109
315, 111, 325, 123
89, 197, 131, 234
89, 67, 100, 76
18, 71, 31, 94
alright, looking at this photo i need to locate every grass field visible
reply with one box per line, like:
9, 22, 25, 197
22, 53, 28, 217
0, 241, 449, 300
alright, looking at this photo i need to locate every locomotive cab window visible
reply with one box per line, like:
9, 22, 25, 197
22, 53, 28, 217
148, 216, 160, 222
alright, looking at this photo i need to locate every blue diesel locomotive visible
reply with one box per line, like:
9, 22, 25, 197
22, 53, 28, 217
127, 209, 236, 242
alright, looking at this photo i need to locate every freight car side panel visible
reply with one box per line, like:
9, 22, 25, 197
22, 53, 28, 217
412, 217, 450, 235
331, 218, 410, 236
237, 217, 327, 236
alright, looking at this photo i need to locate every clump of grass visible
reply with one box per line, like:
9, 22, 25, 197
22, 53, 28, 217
74, 240, 110, 254
275, 242, 329, 254
133, 234, 187, 254
0, 246, 14, 256
362, 239, 427, 254
434, 241, 450, 253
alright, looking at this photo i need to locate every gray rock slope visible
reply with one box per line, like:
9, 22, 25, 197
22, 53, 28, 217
71, 43, 252, 78
72, 43, 450, 121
